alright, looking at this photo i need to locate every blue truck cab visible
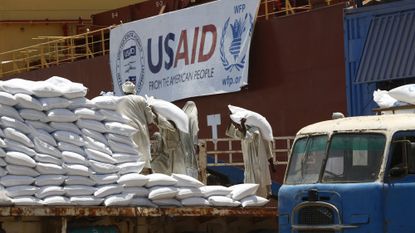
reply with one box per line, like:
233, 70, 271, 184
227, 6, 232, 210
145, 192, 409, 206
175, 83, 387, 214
278, 114, 415, 233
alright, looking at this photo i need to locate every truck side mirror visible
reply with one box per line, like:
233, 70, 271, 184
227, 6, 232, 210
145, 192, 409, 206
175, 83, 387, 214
389, 166, 408, 178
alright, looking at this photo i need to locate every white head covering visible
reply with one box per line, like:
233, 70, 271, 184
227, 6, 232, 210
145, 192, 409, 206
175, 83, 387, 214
122, 81, 136, 95
182, 101, 199, 136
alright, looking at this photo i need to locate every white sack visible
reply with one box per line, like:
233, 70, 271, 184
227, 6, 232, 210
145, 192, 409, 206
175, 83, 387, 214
84, 136, 112, 155
240, 195, 269, 207
63, 163, 93, 177
33, 138, 62, 158
85, 148, 116, 164
148, 186, 179, 200
42, 196, 71, 205
0, 167, 7, 176
229, 183, 259, 200
123, 187, 149, 197
38, 97, 70, 110
0, 91, 17, 106
99, 109, 130, 123
64, 185, 97, 196
176, 187, 204, 200
30, 128, 57, 146
82, 129, 108, 145
104, 193, 134, 206
70, 196, 104, 206
47, 109, 78, 122
0, 175, 34, 187
117, 173, 148, 187
36, 162, 66, 175
0, 186, 12, 205
106, 133, 135, 146
26, 120, 55, 133
171, 173, 204, 187
118, 162, 145, 175
65, 176, 95, 186
89, 160, 119, 174
62, 151, 88, 166
94, 184, 123, 198
145, 173, 177, 187
15, 93, 43, 110
67, 97, 95, 110
35, 186, 65, 199
19, 109, 48, 122
0, 139, 5, 148
228, 105, 273, 141
76, 119, 107, 133
49, 122, 82, 135
34, 154, 61, 165
108, 140, 137, 154
30, 81, 62, 97
91, 96, 123, 110
12, 196, 42, 205
130, 198, 157, 207
152, 198, 182, 207
5, 139, 36, 157
1, 116, 32, 134
57, 142, 85, 156
200, 185, 232, 197
181, 197, 210, 206
112, 153, 139, 163
104, 122, 138, 136
0, 158, 6, 166
74, 108, 105, 121
208, 196, 241, 207
53, 130, 84, 146
389, 84, 415, 105
35, 175, 66, 186
146, 97, 189, 133
4, 128, 34, 148
91, 173, 119, 185
5, 151, 36, 167
44, 76, 87, 99
6, 185, 39, 198
0, 79, 34, 95
0, 104, 24, 121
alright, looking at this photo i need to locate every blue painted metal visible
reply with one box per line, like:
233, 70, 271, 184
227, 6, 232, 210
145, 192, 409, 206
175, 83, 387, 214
344, 0, 415, 116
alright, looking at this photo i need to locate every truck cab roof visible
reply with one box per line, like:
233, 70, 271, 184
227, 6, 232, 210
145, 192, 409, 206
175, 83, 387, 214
297, 114, 415, 135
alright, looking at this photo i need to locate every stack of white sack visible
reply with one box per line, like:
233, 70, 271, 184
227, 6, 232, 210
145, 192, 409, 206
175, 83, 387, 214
228, 105, 273, 141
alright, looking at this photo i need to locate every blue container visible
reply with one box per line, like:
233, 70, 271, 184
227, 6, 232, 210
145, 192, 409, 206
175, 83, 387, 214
344, 0, 415, 116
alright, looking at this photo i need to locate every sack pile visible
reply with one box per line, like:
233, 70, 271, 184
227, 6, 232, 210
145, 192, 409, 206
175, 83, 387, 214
0, 77, 269, 208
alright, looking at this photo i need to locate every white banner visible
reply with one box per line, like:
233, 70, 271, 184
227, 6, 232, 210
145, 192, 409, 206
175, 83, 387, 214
110, 0, 260, 101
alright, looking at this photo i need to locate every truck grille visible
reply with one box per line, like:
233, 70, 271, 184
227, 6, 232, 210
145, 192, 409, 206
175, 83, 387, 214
294, 204, 337, 233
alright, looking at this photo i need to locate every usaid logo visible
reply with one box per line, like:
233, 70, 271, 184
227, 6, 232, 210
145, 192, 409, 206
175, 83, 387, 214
220, 4, 253, 72
116, 31, 145, 94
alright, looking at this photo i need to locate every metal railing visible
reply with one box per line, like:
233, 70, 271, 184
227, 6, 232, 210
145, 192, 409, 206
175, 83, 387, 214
0, 0, 346, 78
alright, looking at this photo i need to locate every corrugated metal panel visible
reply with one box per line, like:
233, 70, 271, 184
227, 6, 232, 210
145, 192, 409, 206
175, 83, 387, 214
356, 10, 415, 83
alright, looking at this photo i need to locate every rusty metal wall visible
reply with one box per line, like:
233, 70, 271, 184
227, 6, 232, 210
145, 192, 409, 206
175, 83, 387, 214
8, 3, 347, 146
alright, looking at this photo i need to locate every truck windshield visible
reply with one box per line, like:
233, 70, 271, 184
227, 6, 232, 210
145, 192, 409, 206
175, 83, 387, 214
285, 135, 328, 184
322, 133, 386, 183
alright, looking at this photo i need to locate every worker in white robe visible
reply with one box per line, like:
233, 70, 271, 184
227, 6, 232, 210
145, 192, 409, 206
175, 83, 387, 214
226, 118, 275, 198
151, 132, 170, 173
116, 81, 155, 173
180, 101, 199, 178
153, 112, 186, 175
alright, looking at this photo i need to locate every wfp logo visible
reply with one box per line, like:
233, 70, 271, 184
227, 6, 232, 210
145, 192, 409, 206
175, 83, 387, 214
116, 31, 145, 94
220, 5, 253, 72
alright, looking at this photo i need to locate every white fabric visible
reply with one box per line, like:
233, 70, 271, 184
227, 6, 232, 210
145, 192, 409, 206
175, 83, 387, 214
171, 173, 204, 187
5, 139, 36, 156
44, 76, 87, 99
240, 195, 269, 207
152, 198, 182, 207
117, 173, 148, 187
181, 197, 210, 206
58, 142, 85, 156
199, 185, 231, 197
130, 197, 157, 207
62, 151, 88, 166
42, 196, 71, 205
30, 129, 57, 146
33, 138, 62, 158
123, 187, 149, 197
89, 160, 119, 174
12, 196, 42, 205
94, 184, 123, 198
0, 175, 34, 187
99, 109, 130, 123
0, 91, 16, 106
67, 97, 95, 110
1, 116, 32, 134
147, 96, 189, 133
4, 128, 34, 148
70, 196, 104, 206
5, 151, 36, 167
229, 183, 259, 200
389, 84, 415, 105
76, 119, 107, 133
208, 196, 241, 207
108, 140, 138, 154
228, 105, 273, 141
104, 193, 134, 206
36, 162, 66, 175
65, 176, 95, 186
47, 109, 78, 122
35, 175, 66, 186
84, 136, 112, 155
49, 122, 82, 135
91, 173, 119, 185
6, 185, 39, 197
35, 186, 65, 199
39, 97, 70, 110
145, 173, 177, 187
118, 162, 145, 175
63, 164, 93, 177
112, 153, 139, 163
64, 185, 97, 196
91, 96, 123, 110
26, 120, 54, 133
176, 187, 203, 200
0, 104, 24, 121
74, 108, 105, 120
85, 148, 116, 164
15, 93, 43, 110
82, 129, 108, 145
104, 122, 138, 136
148, 186, 179, 200
34, 154, 61, 165
19, 109, 48, 122
53, 130, 84, 146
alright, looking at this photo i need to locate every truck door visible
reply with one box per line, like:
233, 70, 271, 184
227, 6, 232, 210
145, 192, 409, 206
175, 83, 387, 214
384, 131, 415, 233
